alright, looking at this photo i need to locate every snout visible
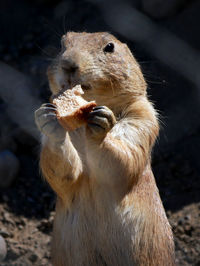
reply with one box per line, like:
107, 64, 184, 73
60, 58, 79, 75
59, 50, 94, 90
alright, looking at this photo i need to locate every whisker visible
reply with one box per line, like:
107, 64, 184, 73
35, 43, 55, 60
63, 15, 67, 35
110, 78, 115, 96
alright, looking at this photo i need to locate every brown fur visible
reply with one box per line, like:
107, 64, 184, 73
40, 32, 175, 265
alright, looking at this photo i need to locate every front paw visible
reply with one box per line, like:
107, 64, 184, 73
87, 106, 116, 138
35, 103, 66, 143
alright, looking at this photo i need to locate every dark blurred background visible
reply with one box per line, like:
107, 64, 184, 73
0, 0, 199, 265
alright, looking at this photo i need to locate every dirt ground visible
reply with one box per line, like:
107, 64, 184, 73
0, 0, 200, 265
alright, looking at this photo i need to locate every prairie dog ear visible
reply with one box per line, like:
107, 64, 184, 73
122, 43, 134, 58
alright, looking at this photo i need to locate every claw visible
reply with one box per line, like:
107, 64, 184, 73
88, 107, 116, 126
35, 107, 57, 118
42, 112, 57, 118
35, 103, 66, 143
86, 106, 116, 138
41, 103, 57, 108
35, 111, 57, 126
88, 116, 108, 129
93, 106, 106, 111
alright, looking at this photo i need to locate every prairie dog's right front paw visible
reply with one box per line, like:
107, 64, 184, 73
87, 106, 116, 139
35, 103, 66, 143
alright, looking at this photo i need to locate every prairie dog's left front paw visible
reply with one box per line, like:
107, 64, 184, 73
87, 106, 116, 138
35, 103, 66, 144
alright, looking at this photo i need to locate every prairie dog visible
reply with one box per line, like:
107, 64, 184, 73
35, 32, 175, 266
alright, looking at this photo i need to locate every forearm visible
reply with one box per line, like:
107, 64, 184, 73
87, 129, 149, 190
40, 134, 83, 198
86, 100, 159, 189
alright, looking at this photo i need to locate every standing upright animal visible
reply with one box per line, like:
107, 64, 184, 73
35, 32, 175, 266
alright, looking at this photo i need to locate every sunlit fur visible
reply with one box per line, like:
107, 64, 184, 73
40, 32, 175, 266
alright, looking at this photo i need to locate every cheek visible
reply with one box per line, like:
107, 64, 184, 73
48, 69, 66, 95
81, 89, 96, 102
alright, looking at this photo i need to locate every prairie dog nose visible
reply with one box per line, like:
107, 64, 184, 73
60, 58, 79, 74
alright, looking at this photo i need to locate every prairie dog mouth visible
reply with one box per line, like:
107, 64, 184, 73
58, 69, 92, 91
81, 84, 91, 90
60, 81, 91, 91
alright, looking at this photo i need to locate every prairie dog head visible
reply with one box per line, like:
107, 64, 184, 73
48, 32, 146, 108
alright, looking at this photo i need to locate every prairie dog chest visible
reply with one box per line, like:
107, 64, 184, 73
53, 187, 134, 265
69, 127, 86, 153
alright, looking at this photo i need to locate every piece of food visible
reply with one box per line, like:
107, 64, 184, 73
53, 85, 96, 131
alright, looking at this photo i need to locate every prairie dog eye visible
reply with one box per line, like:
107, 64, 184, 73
103, 42, 115, 53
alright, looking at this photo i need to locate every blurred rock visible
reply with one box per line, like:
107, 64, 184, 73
29, 253, 38, 263
0, 150, 20, 188
0, 227, 11, 238
0, 62, 42, 141
141, 0, 187, 19
37, 217, 53, 234
0, 235, 7, 262
3, 212, 15, 226
0, 105, 18, 152
0, 227, 13, 238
